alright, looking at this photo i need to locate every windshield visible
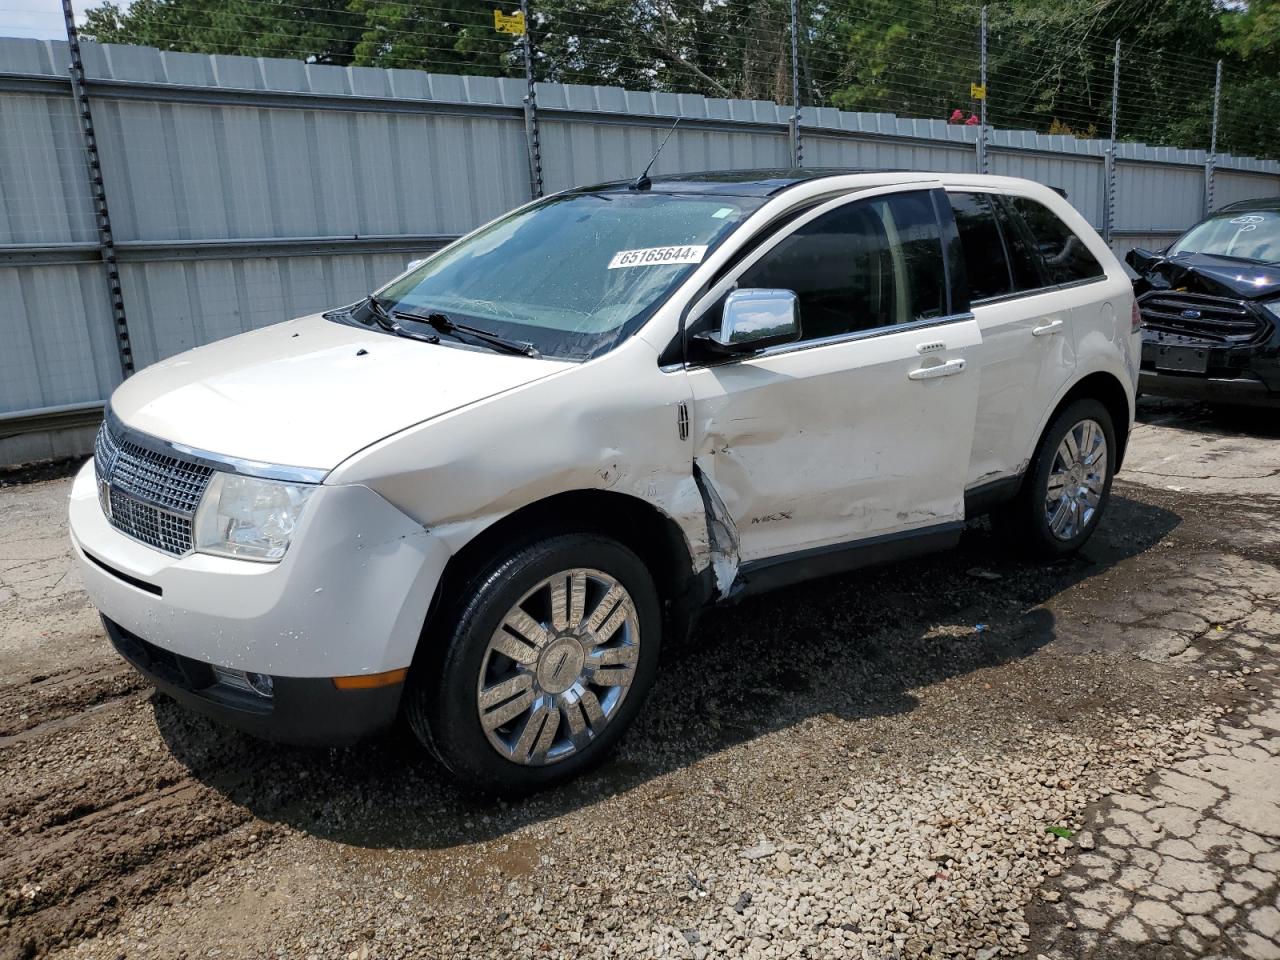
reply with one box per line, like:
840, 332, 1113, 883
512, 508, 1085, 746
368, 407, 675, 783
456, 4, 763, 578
374, 191, 765, 359
1170, 210, 1280, 263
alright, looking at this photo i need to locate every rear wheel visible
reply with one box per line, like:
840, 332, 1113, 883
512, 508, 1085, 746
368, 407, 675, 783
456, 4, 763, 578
1000, 398, 1116, 558
405, 533, 661, 794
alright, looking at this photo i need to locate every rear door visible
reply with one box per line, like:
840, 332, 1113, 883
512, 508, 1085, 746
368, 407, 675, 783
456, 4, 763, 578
1005, 192, 1114, 382
686, 189, 982, 565
949, 191, 1078, 489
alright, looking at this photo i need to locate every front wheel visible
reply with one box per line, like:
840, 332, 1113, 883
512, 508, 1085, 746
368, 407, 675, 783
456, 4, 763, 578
1000, 398, 1117, 559
405, 533, 661, 794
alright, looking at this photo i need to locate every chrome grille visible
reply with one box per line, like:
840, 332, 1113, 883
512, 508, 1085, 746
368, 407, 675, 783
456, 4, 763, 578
1138, 291, 1268, 345
94, 419, 214, 556
107, 487, 197, 554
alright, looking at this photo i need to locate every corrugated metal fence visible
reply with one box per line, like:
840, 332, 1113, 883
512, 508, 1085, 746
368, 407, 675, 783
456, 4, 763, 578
2, 37, 1279, 466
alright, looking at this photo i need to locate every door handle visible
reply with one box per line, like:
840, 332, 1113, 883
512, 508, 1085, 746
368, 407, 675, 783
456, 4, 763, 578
1032, 319, 1065, 337
907, 358, 966, 380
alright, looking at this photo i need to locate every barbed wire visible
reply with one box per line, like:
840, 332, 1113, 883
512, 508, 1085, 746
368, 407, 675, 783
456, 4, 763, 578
0, 0, 1269, 159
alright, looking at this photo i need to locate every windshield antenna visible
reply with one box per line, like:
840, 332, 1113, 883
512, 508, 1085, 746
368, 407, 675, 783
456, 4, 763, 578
630, 118, 680, 191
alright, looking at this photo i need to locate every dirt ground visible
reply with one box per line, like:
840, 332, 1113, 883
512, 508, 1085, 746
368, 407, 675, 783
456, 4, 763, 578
1, 397, 1277, 960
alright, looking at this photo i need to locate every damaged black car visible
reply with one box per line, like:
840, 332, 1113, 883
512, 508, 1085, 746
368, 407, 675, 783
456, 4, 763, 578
1128, 198, 1280, 407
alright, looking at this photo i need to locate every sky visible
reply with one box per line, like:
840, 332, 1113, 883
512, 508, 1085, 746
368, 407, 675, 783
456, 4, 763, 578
1, 0, 100, 40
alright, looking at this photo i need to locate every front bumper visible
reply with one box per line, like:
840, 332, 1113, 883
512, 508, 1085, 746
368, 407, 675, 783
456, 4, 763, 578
1138, 323, 1280, 407
69, 459, 451, 681
1138, 370, 1280, 408
104, 615, 401, 745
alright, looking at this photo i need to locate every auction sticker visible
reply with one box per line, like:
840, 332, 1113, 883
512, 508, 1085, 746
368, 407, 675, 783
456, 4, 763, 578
608, 245, 708, 269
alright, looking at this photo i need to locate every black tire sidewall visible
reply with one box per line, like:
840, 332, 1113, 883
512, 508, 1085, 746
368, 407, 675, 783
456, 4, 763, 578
407, 533, 661, 794
1021, 398, 1117, 558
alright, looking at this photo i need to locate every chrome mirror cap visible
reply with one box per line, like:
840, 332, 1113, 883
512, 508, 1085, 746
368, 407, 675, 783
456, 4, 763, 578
709, 288, 801, 353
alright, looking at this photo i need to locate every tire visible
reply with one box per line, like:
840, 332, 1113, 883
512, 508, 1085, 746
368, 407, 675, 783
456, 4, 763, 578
1000, 398, 1116, 559
405, 533, 661, 794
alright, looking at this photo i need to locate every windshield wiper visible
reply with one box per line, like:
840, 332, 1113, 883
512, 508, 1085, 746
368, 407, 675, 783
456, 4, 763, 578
362, 295, 441, 345
392, 309, 540, 357
358, 294, 393, 329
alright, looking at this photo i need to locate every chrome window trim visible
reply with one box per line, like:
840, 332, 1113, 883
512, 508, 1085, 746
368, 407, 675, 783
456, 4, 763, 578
744, 311, 976, 361
969, 274, 1107, 308
105, 408, 329, 485
1054, 275, 1108, 292
688, 311, 976, 368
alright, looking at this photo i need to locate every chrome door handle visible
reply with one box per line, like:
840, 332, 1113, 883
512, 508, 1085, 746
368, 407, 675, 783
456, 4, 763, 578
1032, 319, 1065, 337
907, 358, 966, 380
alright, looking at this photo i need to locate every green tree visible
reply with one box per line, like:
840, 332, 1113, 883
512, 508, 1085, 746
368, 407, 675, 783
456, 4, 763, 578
533, 0, 794, 100
79, 0, 1280, 158
1218, 0, 1280, 158
990, 0, 1222, 148
810, 0, 981, 118
83, 0, 365, 63
347, 1, 519, 73
83, 0, 521, 72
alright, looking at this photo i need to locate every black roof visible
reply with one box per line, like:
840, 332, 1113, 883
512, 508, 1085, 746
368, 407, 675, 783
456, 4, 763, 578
1219, 196, 1280, 213
574, 167, 915, 197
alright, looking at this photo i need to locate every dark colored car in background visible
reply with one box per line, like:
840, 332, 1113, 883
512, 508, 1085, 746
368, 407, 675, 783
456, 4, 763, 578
1128, 198, 1280, 407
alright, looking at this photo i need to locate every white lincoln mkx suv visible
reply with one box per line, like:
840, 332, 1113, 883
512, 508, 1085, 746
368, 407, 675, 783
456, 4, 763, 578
69, 169, 1139, 792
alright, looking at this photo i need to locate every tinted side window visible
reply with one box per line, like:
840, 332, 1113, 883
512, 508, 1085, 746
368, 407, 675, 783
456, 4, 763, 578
949, 192, 1013, 301
1009, 196, 1106, 284
991, 195, 1044, 291
737, 191, 946, 342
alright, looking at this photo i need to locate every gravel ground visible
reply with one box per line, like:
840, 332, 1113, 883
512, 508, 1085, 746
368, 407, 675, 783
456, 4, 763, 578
1, 398, 1277, 960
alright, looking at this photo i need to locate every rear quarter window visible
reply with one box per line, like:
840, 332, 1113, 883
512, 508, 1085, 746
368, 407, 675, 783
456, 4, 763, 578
1009, 196, 1106, 285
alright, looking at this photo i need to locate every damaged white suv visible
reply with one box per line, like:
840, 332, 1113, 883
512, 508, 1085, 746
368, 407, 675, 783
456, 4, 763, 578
69, 170, 1139, 792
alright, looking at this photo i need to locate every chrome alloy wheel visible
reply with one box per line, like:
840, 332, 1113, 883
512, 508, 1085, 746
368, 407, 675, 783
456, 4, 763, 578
476, 568, 640, 766
1044, 418, 1108, 541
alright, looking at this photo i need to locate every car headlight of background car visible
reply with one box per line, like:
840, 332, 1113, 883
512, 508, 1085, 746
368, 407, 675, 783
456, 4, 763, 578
194, 473, 315, 562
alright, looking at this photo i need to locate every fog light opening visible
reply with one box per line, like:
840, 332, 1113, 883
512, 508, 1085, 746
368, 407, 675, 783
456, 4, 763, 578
246, 672, 274, 698
212, 665, 275, 700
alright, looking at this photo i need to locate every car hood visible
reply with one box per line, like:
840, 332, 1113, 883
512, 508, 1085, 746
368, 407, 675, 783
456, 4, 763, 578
109, 314, 573, 471
1127, 249, 1280, 301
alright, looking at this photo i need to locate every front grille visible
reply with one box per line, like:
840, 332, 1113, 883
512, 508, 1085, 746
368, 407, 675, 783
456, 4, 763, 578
107, 486, 198, 554
1139, 291, 1268, 345
94, 419, 214, 556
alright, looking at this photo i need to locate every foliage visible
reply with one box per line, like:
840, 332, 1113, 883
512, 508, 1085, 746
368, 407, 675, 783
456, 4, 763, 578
1218, 0, 1280, 157
80, 0, 1278, 158
83, 0, 365, 63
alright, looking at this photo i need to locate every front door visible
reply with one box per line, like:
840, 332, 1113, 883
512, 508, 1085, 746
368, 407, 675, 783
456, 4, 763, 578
685, 189, 982, 566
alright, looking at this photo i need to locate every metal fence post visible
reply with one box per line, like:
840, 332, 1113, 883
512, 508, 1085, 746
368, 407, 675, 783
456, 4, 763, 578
789, 0, 802, 167
1103, 39, 1120, 246
1204, 59, 1221, 215
519, 0, 543, 199
976, 6, 988, 174
61, 0, 134, 378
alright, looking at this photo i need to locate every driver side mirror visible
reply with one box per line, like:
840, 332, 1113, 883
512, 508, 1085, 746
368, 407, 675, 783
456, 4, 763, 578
695, 288, 801, 355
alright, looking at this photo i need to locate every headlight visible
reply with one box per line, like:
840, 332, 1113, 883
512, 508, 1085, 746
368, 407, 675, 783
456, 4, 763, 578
194, 472, 316, 562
